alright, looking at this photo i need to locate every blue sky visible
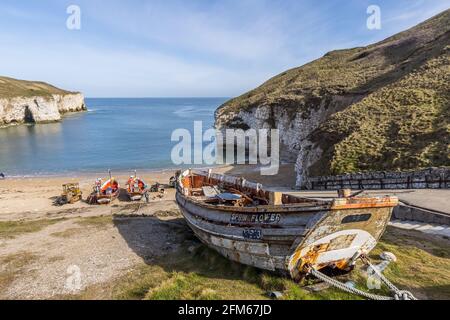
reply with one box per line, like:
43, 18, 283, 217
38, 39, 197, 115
0, 0, 448, 97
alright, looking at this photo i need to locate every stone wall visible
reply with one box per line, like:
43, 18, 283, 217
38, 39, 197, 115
392, 205, 450, 225
303, 167, 450, 190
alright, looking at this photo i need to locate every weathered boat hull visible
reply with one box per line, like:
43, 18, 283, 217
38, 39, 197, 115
176, 170, 397, 279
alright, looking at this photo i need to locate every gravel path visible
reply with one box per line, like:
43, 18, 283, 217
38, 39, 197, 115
0, 192, 187, 299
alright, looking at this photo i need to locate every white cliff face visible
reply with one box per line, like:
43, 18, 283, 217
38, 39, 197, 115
0, 93, 86, 127
54, 93, 86, 114
216, 106, 324, 187
215, 95, 363, 187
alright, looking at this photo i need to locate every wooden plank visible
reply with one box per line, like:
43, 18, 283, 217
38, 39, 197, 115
269, 192, 283, 205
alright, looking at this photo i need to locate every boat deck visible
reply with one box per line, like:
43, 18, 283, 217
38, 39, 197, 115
280, 189, 450, 215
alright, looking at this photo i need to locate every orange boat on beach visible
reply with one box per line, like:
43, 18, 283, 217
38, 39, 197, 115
126, 172, 148, 201
87, 177, 120, 205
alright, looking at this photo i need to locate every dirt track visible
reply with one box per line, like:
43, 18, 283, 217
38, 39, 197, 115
0, 192, 190, 299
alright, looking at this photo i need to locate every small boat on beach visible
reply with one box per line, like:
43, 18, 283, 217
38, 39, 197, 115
175, 169, 398, 280
87, 177, 120, 205
126, 172, 148, 201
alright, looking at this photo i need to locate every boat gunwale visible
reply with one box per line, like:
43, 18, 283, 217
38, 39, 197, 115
176, 170, 398, 213
176, 191, 331, 213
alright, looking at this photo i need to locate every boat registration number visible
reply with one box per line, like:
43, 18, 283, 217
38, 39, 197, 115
231, 213, 281, 224
243, 229, 262, 240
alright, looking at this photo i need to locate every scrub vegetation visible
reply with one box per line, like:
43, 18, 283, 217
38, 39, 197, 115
0, 76, 75, 99
0, 218, 65, 239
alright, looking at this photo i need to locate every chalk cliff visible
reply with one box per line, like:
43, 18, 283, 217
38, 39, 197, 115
0, 76, 86, 127
215, 9, 450, 187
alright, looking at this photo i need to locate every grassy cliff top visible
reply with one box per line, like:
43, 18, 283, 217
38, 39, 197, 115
218, 10, 450, 115
0, 76, 77, 99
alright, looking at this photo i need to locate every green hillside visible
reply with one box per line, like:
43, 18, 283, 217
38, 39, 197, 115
216, 10, 450, 175
0, 76, 74, 99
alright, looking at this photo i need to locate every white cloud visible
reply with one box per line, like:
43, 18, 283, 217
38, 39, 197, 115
0, 35, 271, 97
0, 0, 447, 97
82, 0, 296, 64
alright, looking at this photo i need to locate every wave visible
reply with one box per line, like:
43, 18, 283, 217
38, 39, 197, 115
173, 107, 213, 118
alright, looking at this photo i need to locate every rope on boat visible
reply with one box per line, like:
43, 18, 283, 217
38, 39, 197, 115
306, 256, 418, 300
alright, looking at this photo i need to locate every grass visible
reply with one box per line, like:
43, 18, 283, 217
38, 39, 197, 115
368, 227, 450, 300
113, 247, 268, 300
0, 214, 115, 240
317, 54, 450, 175
110, 246, 372, 300
50, 228, 83, 238
0, 218, 65, 239
75, 215, 113, 229
0, 252, 38, 293
0, 215, 113, 240
0, 76, 74, 99
66, 226, 450, 301
2, 216, 447, 300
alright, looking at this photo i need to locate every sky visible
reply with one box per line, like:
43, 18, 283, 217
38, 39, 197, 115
0, 0, 448, 97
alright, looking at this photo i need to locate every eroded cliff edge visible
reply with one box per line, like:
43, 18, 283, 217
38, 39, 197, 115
0, 76, 87, 127
215, 10, 450, 187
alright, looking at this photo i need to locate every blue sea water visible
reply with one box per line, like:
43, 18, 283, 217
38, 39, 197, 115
0, 98, 228, 177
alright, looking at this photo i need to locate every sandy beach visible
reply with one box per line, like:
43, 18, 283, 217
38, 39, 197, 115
0, 164, 298, 221
0, 168, 178, 298
1, 165, 449, 300
0, 170, 176, 220
0, 164, 295, 298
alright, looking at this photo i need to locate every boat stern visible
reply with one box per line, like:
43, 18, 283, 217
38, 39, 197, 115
288, 196, 398, 280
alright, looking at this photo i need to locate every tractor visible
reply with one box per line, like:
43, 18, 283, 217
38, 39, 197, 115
58, 183, 82, 205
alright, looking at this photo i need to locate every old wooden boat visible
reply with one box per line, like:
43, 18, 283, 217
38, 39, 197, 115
87, 177, 120, 205
126, 174, 148, 201
176, 169, 398, 280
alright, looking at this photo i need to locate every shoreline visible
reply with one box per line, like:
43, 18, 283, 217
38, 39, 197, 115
0, 165, 228, 180
0, 162, 294, 180
0, 164, 297, 219
0, 169, 181, 220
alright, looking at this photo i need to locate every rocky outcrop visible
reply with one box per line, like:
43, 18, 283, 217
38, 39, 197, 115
215, 94, 364, 186
215, 10, 450, 187
0, 93, 86, 126
0, 76, 87, 127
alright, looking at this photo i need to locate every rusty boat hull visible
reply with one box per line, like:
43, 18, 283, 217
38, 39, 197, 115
176, 170, 398, 280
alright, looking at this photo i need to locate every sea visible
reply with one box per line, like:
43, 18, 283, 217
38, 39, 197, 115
0, 98, 228, 177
